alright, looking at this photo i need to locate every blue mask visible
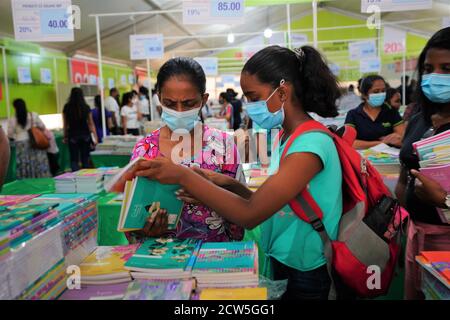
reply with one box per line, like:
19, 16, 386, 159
421, 73, 450, 104
368, 92, 386, 108
244, 79, 286, 129
161, 106, 201, 132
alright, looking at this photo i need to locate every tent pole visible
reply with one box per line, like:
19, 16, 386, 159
147, 59, 154, 121
312, 0, 318, 48
286, 4, 291, 49
2, 47, 10, 120
95, 16, 107, 139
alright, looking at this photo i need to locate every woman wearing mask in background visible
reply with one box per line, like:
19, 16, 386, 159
121, 91, 142, 136
7, 99, 51, 178
345, 75, 405, 149
63, 88, 98, 172
118, 57, 244, 243
131, 46, 345, 300
385, 88, 402, 111
395, 27, 450, 300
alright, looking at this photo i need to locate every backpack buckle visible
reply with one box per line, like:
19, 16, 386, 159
310, 218, 325, 232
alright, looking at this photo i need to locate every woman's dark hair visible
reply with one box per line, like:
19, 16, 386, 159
415, 27, 450, 124
359, 75, 386, 96
64, 87, 90, 123
139, 86, 150, 101
385, 88, 399, 104
156, 57, 206, 95
94, 95, 101, 109
121, 92, 133, 107
242, 45, 340, 117
219, 92, 231, 103
13, 99, 28, 128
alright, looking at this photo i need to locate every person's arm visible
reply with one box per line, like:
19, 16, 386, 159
353, 139, 382, 150
87, 113, 98, 145
122, 116, 128, 134
395, 166, 408, 207
135, 152, 323, 229
0, 128, 10, 191
7, 119, 14, 140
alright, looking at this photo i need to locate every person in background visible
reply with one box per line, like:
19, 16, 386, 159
0, 127, 10, 191
116, 57, 244, 243
105, 88, 121, 135
151, 88, 162, 121
138, 86, 151, 121
227, 88, 243, 130
121, 92, 142, 136
7, 99, 51, 178
44, 129, 60, 176
397, 75, 413, 106
63, 88, 98, 172
385, 88, 402, 111
92, 95, 113, 143
345, 75, 405, 149
217, 92, 233, 129
336, 84, 362, 112
395, 27, 450, 300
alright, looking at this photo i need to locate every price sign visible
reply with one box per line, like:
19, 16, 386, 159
17, 67, 32, 84
348, 40, 377, 60
40, 68, 52, 84
183, 0, 244, 25
361, 0, 432, 13
383, 27, 406, 54
360, 58, 381, 73
12, 0, 74, 42
195, 57, 218, 76
130, 34, 164, 60
290, 33, 308, 47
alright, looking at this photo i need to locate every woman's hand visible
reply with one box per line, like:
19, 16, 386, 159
135, 156, 188, 185
381, 133, 402, 147
133, 208, 168, 238
191, 166, 232, 187
109, 158, 147, 193
411, 169, 447, 209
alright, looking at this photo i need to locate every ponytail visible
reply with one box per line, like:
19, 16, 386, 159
242, 45, 340, 118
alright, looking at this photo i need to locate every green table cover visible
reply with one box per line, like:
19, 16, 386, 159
0, 178, 55, 195
97, 192, 129, 246
91, 154, 131, 168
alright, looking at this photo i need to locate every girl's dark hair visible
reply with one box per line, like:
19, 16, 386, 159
219, 92, 231, 103
13, 99, 28, 128
385, 88, 399, 104
139, 86, 150, 100
359, 75, 386, 96
64, 87, 90, 123
94, 95, 101, 109
156, 57, 206, 95
242, 45, 340, 117
121, 92, 133, 107
416, 27, 450, 124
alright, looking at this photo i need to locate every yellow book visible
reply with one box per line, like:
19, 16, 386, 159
200, 287, 267, 300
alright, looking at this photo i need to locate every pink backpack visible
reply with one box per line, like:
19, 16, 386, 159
278, 120, 408, 299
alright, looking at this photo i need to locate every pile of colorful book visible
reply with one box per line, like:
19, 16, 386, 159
416, 251, 450, 300
242, 163, 270, 190
54, 172, 77, 193
93, 135, 142, 155
361, 144, 401, 175
54, 167, 119, 194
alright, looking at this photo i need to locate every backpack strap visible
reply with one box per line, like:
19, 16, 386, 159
278, 119, 337, 300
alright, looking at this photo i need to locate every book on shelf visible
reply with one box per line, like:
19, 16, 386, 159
117, 177, 183, 232
59, 282, 129, 300
123, 279, 195, 300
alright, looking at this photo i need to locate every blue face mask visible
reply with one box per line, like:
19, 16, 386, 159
368, 92, 386, 108
421, 73, 450, 104
161, 106, 201, 132
244, 79, 286, 129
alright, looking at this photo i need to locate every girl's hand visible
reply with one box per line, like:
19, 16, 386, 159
175, 189, 201, 205
411, 169, 447, 209
381, 133, 402, 147
191, 166, 231, 187
133, 209, 168, 238
135, 156, 187, 185
109, 158, 147, 193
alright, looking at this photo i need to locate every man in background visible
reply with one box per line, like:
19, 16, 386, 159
105, 88, 121, 135
337, 84, 362, 112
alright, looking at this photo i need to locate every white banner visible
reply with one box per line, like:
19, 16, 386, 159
12, 0, 74, 42
383, 27, 406, 54
40, 68, 52, 84
360, 58, 381, 73
348, 40, 377, 60
194, 57, 219, 76
290, 33, 308, 47
183, 0, 244, 25
17, 66, 32, 83
130, 34, 164, 60
443, 17, 450, 28
361, 0, 432, 13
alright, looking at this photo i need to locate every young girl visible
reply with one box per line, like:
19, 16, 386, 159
132, 46, 343, 300
123, 57, 244, 243
121, 92, 142, 136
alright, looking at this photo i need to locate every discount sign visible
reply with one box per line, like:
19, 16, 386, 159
183, 0, 244, 25
383, 27, 406, 55
12, 0, 76, 42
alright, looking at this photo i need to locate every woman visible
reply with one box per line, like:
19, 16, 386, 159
132, 46, 344, 300
138, 86, 151, 121
123, 57, 244, 243
217, 92, 233, 129
63, 87, 98, 172
385, 88, 402, 111
345, 75, 405, 149
395, 27, 450, 300
92, 95, 113, 143
121, 92, 142, 136
7, 99, 51, 179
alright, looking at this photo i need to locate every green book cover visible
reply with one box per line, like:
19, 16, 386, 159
121, 177, 184, 231
125, 238, 200, 271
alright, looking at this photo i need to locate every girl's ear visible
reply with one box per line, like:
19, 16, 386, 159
277, 83, 289, 103
202, 93, 210, 106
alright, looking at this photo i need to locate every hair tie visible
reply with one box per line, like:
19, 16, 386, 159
293, 47, 305, 61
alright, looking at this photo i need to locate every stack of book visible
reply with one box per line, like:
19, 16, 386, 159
0, 231, 12, 299
0, 195, 40, 206
242, 163, 270, 190
93, 135, 142, 155
192, 241, 259, 289
102, 168, 121, 187
124, 238, 201, 280
59, 282, 130, 300
361, 144, 401, 175
416, 251, 450, 300
75, 169, 104, 194
123, 279, 195, 300
54, 172, 77, 193
413, 129, 450, 224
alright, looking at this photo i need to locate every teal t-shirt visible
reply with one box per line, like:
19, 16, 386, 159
260, 131, 343, 272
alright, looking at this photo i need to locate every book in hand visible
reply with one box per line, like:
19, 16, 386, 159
123, 279, 195, 300
419, 164, 450, 224
117, 177, 184, 232
124, 238, 201, 280
104, 157, 145, 193
192, 241, 259, 288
